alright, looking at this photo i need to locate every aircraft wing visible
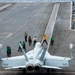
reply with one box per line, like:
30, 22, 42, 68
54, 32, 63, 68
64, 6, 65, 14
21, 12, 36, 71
1, 43, 34, 70
43, 55, 71, 69
1, 55, 26, 69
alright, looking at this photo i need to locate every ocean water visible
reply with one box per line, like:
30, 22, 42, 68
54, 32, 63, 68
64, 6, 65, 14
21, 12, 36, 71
0, 0, 71, 2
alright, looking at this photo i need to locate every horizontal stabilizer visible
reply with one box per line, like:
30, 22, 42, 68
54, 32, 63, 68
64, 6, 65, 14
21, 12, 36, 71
42, 65, 62, 69
5, 65, 26, 69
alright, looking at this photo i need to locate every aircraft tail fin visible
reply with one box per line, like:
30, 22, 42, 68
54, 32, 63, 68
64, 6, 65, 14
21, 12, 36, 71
19, 43, 28, 62
39, 48, 46, 61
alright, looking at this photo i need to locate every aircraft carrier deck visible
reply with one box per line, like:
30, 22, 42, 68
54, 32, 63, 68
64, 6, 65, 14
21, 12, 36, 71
0, 1, 75, 75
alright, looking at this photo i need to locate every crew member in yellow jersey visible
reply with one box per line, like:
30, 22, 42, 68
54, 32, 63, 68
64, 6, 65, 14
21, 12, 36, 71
24, 32, 28, 42
42, 34, 48, 45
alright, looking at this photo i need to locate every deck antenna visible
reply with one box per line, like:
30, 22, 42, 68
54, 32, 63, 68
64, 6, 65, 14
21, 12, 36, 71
70, 43, 73, 59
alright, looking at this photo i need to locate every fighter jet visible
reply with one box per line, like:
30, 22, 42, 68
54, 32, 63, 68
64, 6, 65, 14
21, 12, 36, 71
1, 42, 71, 72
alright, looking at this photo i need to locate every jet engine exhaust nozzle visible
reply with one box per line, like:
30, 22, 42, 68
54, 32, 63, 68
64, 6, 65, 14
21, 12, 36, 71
34, 64, 41, 71
26, 64, 33, 71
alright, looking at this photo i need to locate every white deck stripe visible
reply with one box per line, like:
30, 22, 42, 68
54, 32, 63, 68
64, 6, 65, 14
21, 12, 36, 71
6, 33, 13, 38
47, 4, 60, 51
41, 3, 60, 51
0, 4, 12, 11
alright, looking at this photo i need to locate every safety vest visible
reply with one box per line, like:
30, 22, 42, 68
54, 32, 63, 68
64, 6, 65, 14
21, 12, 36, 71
43, 36, 47, 40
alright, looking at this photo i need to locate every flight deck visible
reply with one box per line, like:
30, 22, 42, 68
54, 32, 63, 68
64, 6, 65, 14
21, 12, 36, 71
0, 1, 75, 75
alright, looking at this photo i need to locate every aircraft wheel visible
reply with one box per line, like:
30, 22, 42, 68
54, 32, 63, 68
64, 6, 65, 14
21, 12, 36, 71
47, 68, 49, 73
51, 69, 56, 72
23, 68, 26, 74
